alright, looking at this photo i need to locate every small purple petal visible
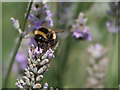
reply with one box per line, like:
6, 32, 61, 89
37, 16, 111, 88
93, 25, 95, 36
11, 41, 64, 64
87, 34, 92, 41
83, 27, 89, 33
43, 83, 48, 88
34, 21, 42, 29
106, 22, 111, 27
15, 82, 23, 88
27, 25, 34, 32
11, 17, 16, 23
34, 47, 43, 54
48, 54, 53, 59
45, 48, 55, 59
73, 32, 83, 38
95, 43, 101, 49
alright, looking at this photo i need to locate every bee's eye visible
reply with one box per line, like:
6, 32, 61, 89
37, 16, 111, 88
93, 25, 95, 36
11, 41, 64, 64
39, 37, 42, 40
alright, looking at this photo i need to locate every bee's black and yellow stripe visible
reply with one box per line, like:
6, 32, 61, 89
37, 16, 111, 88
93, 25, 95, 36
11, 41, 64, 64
35, 26, 56, 39
34, 26, 58, 51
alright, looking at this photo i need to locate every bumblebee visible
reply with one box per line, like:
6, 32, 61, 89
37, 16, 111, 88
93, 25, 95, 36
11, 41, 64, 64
34, 26, 62, 51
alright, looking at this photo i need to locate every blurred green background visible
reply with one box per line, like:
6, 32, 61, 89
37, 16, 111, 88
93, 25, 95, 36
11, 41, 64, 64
2, 2, 119, 88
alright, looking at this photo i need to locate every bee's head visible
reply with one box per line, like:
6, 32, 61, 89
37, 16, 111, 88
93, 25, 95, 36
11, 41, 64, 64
34, 34, 45, 44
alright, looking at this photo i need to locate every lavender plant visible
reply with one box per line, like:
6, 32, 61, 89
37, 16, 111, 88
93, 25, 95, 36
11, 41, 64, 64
3, 2, 118, 88
106, 2, 119, 34
86, 44, 108, 88
71, 12, 92, 41
11, 0, 53, 74
4, 0, 56, 88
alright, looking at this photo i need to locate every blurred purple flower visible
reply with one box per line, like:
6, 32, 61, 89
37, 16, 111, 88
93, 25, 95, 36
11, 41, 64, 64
106, 21, 118, 33
108, 2, 119, 16
71, 12, 92, 41
15, 52, 27, 70
87, 43, 108, 88
11, 38, 29, 74
57, 2, 75, 28
106, 2, 120, 34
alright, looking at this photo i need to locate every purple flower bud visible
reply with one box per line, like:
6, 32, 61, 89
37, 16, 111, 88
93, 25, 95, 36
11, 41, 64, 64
15, 81, 23, 88
46, 48, 55, 59
11, 17, 16, 23
43, 83, 48, 88
34, 47, 43, 54
71, 12, 92, 41
10, 17, 20, 29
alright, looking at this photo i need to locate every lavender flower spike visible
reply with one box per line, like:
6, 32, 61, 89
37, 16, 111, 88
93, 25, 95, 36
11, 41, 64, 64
25, 0, 53, 46
11, 17, 23, 34
16, 45, 55, 89
27, 0, 53, 31
71, 12, 92, 41
106, 2, 120, 34
86, 44, 108, 88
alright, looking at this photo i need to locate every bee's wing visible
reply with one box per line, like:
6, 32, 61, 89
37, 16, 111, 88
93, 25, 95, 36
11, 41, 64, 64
41, 22, 48, 27
41, 22, 53, 28
56, 30, 70, 39
52, 29, 64, 33
50, 28, 69, 39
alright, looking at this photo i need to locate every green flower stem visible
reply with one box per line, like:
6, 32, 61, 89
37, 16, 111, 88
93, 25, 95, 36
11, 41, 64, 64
54, 3, 73, 87
22, 1, 33, 32
59, 36, 73, 87
110, 33, 118, 87
3, 1, 33, 88
3, 36, 22, 88
107, 33, 118, 88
